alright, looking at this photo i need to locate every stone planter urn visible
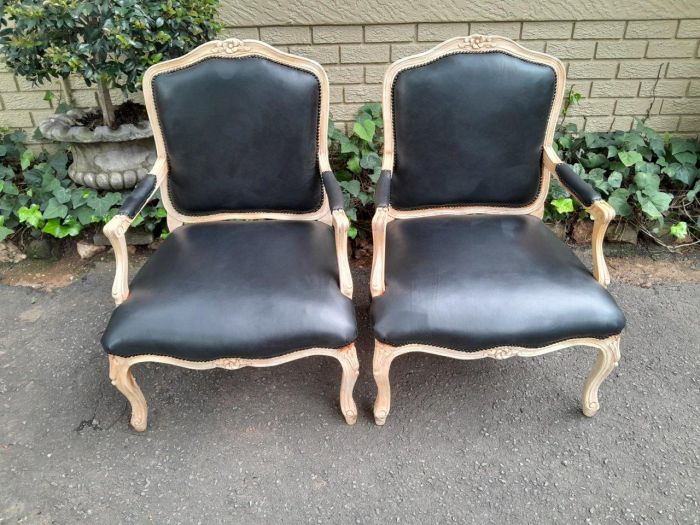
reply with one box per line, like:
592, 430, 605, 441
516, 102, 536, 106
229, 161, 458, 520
39, 109, 157, 190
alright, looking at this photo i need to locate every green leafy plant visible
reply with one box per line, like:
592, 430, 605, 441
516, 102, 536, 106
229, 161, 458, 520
551, 119, 699, 245
0, 0, 220, 127
0, 128, 166, 242
328, 103, 384, 238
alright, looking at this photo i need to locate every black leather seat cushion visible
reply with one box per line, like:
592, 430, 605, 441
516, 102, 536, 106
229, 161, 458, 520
102, 221, 357, 360
372, 215, 625, 350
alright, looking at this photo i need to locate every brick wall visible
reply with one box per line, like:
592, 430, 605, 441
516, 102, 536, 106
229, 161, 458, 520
2, 17, 699, 137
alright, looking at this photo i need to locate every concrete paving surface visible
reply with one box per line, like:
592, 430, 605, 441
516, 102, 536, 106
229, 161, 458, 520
0, 255, 698, 523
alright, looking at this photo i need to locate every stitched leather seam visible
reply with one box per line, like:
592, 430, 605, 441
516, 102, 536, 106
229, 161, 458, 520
372, 332, 623, 353
151, 55, 325, 217
389, 50, 558, 211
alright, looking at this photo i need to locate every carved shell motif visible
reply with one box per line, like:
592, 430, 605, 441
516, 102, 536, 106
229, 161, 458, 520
488, 347, 519, 360
459, 35, 493, 50
213, 38, 250, 55
217, 358, 243, 370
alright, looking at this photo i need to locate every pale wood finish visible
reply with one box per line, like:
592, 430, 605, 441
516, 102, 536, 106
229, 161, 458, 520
373, 335, 621, 425
371, 38, 622, 424
104, 39, 357, 430
544, 146, 615, 287
110, 344, 359, 431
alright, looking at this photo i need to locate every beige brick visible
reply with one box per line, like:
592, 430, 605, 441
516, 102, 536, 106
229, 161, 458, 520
325, 65, 364, 84
69, 76, 90, 90
566, 80, 592, 97
518, 40, 546, 52
390, 43, 431, 61
566, 98, 616, 116
661, 98, 700, 114
546, 40, 595, 59
644, 115, 679, 130
417, 23, 470, 42
219, 26, 259, 40
678, 116, 700, 132
365, 24, 414, 43
14, 77, 62, 92
69, 90, 98, 108
639, 79, 689, 97
340, 44, 390, 63
625, 20, 678, 39
615, 98, 660, 115
2, 92, 51, 110
365, 65, 387, 84
470, 22, 521, 39
521, 22, 572, 40
612, 116, 635, 130
574, 21, 625, 39
689, 80, 700, 96
30, 109, 57, 126
567, 61, 618, 79
329, 103, 363, 121
562, 116, 585, 129
0, 109, 33, 127
666, 60, 700, 78
289, 45, 339, 64
0, 73, 18, 92
646, 40, 697, 58
678, 19, 700, 38
590, 80, 640, 97
344, 85, 382, 103
313, 26, 362, 43
259, 26, 310, 45
584, 116, 614, 131
596, 41, 647, 59
329, 85, 343, 103
617, 61, 667, 78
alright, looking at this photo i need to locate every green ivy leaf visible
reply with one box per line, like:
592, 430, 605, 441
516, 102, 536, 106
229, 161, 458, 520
633, 172, 661, 192
18, 204, 43, 228
339, 180, 361, 197
359, 152, 380, 170
674, 151, 697, 166
352, 119, 375, 143
669, 221, 688, 240
43, 197, 69, 219
347, 225, 358, 239
608, 172, 623, 188
20, 149, 34, 170
41, 218, 82, 238
618, 151, 643, 167
636, 190, 673, 220
346, 156, 361, 175
608, 189, 632, 217
0, 216, 13, 241
551, 198, 574, 214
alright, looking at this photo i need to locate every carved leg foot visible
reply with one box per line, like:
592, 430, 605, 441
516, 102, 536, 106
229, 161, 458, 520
337, 344, 360, 425
108, 355, 148, 431
373, 340, 396, 425
581, 336, 621, 417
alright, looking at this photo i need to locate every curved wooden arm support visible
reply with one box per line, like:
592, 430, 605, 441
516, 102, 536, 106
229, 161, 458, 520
331, 209, 353, 299
104, 159, 166, 306
544, 147, 614, 287
370, 206, 393, 297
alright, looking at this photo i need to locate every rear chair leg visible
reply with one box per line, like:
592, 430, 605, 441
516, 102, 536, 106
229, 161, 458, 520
373, 340, 396, 425
581, 336, 621, 417
337, 344, 360, 425
108, 355, 148, 431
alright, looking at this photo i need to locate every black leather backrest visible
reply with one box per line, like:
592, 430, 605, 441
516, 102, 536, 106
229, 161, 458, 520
152, 56, 322, 214
391, 51, 556, 209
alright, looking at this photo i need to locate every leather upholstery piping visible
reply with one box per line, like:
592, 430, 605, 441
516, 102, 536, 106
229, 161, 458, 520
151, 55, 325, 217
389, 50, 558, 211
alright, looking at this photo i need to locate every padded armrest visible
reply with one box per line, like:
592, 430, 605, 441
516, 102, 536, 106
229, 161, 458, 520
321, 171, 345, 211
118, 174, 158, 218
375, 170, 392, 208
554, 164, 601, 208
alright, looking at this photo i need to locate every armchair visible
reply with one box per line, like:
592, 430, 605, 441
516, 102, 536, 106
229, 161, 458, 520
102, 39, 358, 431
370, 36, 625, 425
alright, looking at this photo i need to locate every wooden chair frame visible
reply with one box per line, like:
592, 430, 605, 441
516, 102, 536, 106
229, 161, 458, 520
103, 39, 358, 431
370, 35, 621, 425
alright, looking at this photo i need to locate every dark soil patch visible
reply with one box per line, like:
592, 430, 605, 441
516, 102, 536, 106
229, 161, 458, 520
76, 100, 148, 130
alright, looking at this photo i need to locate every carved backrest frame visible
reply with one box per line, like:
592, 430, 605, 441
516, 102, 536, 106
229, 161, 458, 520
381, 35, 567, 219
142, 38, 333, 229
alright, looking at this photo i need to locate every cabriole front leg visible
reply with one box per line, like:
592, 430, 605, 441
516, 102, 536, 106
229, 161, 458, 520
373, 340, 397, 425
108, 355, 148, 431
581, 336, 621, 417
337, 344, 360, 425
